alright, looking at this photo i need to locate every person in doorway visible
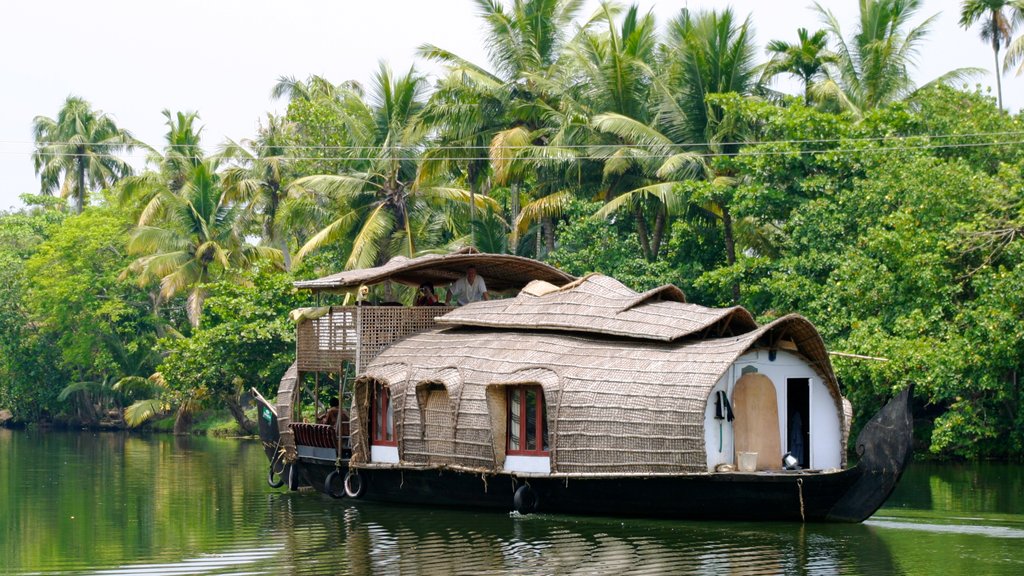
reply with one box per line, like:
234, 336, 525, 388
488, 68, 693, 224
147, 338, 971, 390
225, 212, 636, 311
445, 266, 489, 305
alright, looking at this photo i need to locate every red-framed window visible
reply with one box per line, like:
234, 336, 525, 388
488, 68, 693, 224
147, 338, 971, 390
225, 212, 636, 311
371, 381, 396, 446
507, 385, 548, 455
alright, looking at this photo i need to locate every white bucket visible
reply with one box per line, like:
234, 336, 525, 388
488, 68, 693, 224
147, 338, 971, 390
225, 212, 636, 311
737, 451, 758, 472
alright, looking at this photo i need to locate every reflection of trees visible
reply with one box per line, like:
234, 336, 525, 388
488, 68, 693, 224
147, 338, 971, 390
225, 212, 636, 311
0, 431, 271, 572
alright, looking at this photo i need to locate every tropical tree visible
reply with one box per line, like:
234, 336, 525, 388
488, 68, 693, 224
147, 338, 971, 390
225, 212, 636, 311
220, 114, 297, 269
125, 159, 283, 327
117, 110, 205, 220
763, 28, 838, 105
592, 7, 759, 291
815, 0, 980, 116
290, 63, 490, 269
32, 96, 135, 213
959, 0, 1024, 110
418, 0, 586, 252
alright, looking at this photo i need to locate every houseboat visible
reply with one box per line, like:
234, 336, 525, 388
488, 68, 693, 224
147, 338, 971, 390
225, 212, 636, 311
254, 248, 912, 522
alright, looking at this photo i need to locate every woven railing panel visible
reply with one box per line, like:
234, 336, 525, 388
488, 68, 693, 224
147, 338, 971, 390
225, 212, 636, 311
296, 306, 454, 373
296, 308, 357, 372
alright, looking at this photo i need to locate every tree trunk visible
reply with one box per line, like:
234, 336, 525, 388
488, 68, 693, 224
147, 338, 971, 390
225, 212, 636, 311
173, 405, 193, 435
722, 206, 740, 304
994, 45, 1003, 112
225, 394, 256, 435
634, 206, 653, 262
75, 153, 86, 214
543, 217, 555, 255
650, 208, 667, 259
78, 391, 99, 426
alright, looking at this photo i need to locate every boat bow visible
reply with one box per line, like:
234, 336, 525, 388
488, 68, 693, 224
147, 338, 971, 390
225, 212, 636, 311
826, 384, 914, 522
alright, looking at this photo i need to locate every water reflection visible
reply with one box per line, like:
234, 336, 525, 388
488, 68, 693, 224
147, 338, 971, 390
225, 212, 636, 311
2, 430, 1024, 575
257, 497, 900, 575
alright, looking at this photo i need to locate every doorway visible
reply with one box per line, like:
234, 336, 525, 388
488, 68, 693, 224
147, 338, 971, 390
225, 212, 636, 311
786, 378, 810, 468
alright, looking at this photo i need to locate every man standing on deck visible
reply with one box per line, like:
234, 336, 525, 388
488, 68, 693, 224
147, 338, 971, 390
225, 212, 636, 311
446, 265, 489, 305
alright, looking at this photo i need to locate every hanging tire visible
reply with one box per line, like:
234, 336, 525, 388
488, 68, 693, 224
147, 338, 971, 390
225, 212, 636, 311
513, 484, 538, 514
286, 464, 301, 491
324, 470, 346, 499
267, 465, 285, 489
344, 470, 364, 498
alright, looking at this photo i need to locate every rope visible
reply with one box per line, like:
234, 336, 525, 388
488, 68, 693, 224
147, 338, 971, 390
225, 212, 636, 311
481, 472, 489, 493
797, 477, 805, 522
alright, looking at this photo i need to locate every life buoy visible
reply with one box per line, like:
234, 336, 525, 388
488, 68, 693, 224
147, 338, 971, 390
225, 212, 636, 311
324, 470, 346, 499
513, 484, 538, 514
344, 470, 364, 498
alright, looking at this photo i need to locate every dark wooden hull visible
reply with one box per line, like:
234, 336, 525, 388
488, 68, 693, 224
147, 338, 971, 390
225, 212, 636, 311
257, 386, 913, 523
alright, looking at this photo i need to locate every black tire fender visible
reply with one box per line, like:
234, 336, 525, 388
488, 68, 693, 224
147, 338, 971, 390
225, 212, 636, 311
324, 470, 346, 499
267, 465, 285, 489
513, 484, 538, 514
344, 470, 364, 498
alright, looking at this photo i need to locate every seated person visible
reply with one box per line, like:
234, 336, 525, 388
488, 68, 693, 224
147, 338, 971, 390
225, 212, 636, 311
414, 282, 440, 306
445, 266, 489, 306
318, 397, 342, 427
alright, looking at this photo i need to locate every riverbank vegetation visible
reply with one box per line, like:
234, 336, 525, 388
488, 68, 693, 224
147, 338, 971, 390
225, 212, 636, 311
3, 0, 1024, 459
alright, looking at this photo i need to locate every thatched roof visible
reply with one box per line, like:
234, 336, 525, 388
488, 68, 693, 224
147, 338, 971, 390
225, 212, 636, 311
293, 247, 575, 293
438, 274, 758, 341
352, 314, 839, 475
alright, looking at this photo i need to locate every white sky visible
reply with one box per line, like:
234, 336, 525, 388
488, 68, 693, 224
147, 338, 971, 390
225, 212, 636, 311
1, 0, 1018, 212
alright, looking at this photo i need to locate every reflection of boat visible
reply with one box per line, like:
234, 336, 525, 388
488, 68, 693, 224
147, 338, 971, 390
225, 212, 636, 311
254, 248, 912, 522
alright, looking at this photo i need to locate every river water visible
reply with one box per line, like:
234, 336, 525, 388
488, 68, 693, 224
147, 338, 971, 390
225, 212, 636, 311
1, 429, 1021, 575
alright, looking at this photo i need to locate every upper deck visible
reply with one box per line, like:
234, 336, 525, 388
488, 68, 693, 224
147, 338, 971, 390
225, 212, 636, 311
295, 305, 456, 373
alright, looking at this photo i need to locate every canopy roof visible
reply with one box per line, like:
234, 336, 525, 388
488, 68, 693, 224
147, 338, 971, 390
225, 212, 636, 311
293, 247, 576, 293
438, 274, 758, 342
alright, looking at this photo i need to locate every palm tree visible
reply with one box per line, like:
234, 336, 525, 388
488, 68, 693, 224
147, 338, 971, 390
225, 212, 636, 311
959, 0, 1024, 110
290, 63, 491, 269
511, 2, 660, 257
763, 28, 838, 105
815, 0, 980, 117
418, 0, 585, 251
592, 8, 757, 273
220, 114, 297, 269
32, 96, 135, 213
126, 160, 282, 327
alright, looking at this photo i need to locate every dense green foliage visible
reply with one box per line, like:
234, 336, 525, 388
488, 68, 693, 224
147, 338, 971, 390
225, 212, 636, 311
4, 1, 1024, 460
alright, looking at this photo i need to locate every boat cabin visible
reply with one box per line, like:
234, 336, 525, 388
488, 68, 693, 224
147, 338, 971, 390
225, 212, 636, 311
348, 273, 850, 475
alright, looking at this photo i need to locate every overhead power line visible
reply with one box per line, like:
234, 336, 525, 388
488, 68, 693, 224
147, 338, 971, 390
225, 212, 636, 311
9, 129, 1024, 151
11, 137, 1024, 163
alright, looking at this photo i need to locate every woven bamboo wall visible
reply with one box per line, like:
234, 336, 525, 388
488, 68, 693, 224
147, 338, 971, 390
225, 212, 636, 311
355, 332, 741, 474
355, 315, 843, 476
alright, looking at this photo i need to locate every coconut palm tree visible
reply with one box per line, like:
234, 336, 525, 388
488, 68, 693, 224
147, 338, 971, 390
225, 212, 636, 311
117, 110, 205, 220
126, 160, 282, 327
592, 7, 758, 278
510, 2, 660, 256
32, 96, 136, 213
959, 0, 1024, 110
815, 0, 980, 117
763, 28, 838, 105
290, 63, 492, 269
220, 114, 297, 269
418, 0, 585, 251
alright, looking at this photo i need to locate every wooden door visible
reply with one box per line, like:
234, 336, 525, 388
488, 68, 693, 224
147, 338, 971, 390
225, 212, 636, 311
732, 373, 781, 471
